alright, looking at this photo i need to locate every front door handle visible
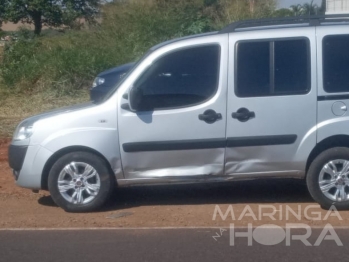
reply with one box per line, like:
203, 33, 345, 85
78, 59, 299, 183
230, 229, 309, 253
232, 108, 255, 122
199, 109, 222, 124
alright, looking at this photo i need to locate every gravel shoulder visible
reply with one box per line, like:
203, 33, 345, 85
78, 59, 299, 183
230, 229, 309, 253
1, 141, 349, 229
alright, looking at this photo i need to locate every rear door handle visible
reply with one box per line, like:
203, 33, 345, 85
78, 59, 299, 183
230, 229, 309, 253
199, 109, 222, 124
232, 108, 255, 122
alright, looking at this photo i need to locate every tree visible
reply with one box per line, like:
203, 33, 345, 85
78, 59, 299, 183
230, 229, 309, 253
303, 0, 319, 15
319, 0, 326, 14
273, 8, 294, 17
289, 0, 320, 16
290, 4, 303, 16
0, 0, 6, 27
3, 0, 100, 35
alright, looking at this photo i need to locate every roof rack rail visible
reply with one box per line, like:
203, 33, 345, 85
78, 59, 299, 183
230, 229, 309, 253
219, 14, 349, 33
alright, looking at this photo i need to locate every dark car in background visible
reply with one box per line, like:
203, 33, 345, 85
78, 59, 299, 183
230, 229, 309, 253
90, 62, 135, 102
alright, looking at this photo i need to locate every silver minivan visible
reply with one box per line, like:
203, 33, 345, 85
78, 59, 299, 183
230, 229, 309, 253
8, 15, 349, 212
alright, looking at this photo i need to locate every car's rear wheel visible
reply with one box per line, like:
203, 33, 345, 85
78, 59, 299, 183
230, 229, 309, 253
48, 151, 115, 212
307, 147, 349, 210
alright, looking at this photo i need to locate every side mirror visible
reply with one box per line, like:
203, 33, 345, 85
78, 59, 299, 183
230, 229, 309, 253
129, 87, 143, 111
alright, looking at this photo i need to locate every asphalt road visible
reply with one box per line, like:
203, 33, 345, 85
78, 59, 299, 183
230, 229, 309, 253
1, 228, 349, 262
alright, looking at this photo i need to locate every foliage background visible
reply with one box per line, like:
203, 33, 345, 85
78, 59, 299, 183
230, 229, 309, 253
0, 0, 325, 136
0, 0, 277, 96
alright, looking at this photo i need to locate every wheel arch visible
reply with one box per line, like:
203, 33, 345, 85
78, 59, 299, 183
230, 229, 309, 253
306, 135, 349, 175
41, 146, 115, 190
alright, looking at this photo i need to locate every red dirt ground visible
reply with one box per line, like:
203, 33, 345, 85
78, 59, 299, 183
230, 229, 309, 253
1, 140, 349, 228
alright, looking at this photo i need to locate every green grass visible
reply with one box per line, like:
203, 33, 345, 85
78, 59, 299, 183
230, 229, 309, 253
0, 0, 277, 137
0, 0, 276, 95
0, 88, 89, 137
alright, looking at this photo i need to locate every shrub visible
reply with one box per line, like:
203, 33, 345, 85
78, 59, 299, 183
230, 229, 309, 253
0, 0, 275, 95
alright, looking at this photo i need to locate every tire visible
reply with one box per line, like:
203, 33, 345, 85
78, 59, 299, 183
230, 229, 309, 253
307, 147, 349, 210
48, 151, 115, 212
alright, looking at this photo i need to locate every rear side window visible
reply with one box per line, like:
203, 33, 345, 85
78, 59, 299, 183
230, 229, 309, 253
236, 38, 310, 97
323, 35, 349, 93
133, 45, 220, 110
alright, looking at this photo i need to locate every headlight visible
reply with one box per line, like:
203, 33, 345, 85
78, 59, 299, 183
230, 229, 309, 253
13, 121, 34, 141
92, 77, 105, 88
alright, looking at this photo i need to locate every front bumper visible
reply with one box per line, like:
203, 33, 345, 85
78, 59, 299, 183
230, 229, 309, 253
8, 145, 28, 180
8, 143, 53, 190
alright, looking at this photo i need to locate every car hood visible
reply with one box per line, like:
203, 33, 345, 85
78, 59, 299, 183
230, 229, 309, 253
23, 102, 96, 126
98, 62, 136, 77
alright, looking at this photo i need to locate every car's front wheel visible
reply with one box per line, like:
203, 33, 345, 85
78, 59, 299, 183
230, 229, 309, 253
307, 147, 349, 210
48, 151, 115, 212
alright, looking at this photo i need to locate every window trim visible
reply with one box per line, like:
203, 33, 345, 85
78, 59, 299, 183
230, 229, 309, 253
132, 43, 221, 112
322, 34, 349, 94
234, 37, 311, 98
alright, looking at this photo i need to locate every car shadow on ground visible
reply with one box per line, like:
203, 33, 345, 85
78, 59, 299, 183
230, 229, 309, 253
38, 178, 314, 211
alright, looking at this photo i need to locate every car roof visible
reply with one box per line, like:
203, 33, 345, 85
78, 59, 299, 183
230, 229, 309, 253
150, 31, 219, 51
219, 14, 349, 33
150, 14, 349, 52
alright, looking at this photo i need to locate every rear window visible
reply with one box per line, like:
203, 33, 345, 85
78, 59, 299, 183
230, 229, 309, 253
236, 38, 310, 97
323, 35, 349, 93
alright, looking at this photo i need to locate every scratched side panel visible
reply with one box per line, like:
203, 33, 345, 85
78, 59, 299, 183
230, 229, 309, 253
122, 148, 225, 179
116, 34, 229, 179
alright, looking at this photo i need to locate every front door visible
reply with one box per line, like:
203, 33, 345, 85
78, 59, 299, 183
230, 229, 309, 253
118, 35, 228, 180
225, 27, 317, 178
